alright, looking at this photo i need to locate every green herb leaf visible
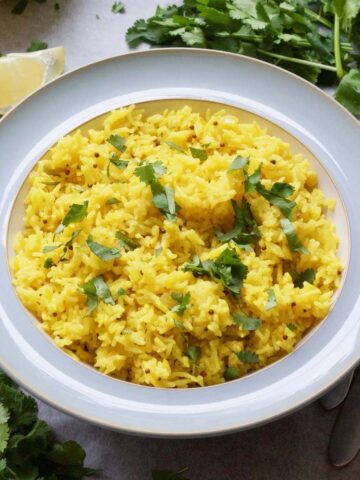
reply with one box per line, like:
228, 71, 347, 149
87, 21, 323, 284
257, 183, 296, 218
233, 313, 261, 330
135, 161, 166, 184
280, 218, 309, 254
86, 235, 121, 261
174, 318, 185, 329
65, 228, 82, 247
224, 366, 240, 381
55, 201, 88, 235
151, 182, 180, 221
116, 231, 140, 250
107, 134, 126, 153
335, 69, 360, 115
106, 197, 120, 205
44, 258, 54, 269
216, 199, 261, 245
165, 141, 186, 153
266, 288, 277, 310
112, 1, 125, 13
81, 275, 115, 314
244, 164, 262, 193
171, 292, 191, 316
291, 268, 316, 288
287, 322, 297, 331
186, 346, 201, 363
228, 155, 249, 172
237, 351, 260, 363
116, 287, 128, 297
190, 147, 208, 161
109, 152, 129, 169
26, 39, 48, 52
42, 244, 62, 253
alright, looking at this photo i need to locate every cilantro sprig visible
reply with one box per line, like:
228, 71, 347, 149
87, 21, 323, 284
171, 292, 191, 316
81, 275, 115, 315
55, 201, 88, 236
216, 199, 261, 246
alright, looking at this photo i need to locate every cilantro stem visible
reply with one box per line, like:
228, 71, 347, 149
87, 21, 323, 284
304, 8, 333, 29
5, 466, 17, 478
334, 14, 344, 79
258, 49, 337, 72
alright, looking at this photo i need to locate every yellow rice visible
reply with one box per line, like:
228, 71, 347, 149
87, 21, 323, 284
11, 105, 342, 388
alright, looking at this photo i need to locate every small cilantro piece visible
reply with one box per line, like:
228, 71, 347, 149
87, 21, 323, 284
266, 288, 277, 310
26, 39, 48, 52
42, 244, 62, 253
184, 247, 248, 296
174, 318, 185, 329
224, 366, 240, 381
81, 275, 115, 314
112, 1, 125, 13
116, 231, 140, 250
237, 351, 260, 364
55, 201, 88, 235
109, 152, 129, 168
228, 155, 249, 172
65, 228, 82, 247
86, 235, 121, 261
171, 292, 191, 316
281, 219, 309, 254
216, 199, 260, 245
107, 134, 126, 153
335, 69, 360, 115
287, 323, 297, 332
106, 197, 120, 205
135, 161, 166, 184
186, 346, 201, 363
291, 268, 316, 288
165, 141, 186, 153
257, 182, 296, 219
190, 147, 208, 161
151, 182, 180, 221
244, 164, 262, 193
44, 258, 54, 269
233, 313, 261, 330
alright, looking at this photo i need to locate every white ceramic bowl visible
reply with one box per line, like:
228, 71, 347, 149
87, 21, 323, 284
0, 49, 360, 438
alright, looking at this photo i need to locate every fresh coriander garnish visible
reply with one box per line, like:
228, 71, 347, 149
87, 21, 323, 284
44, 258, 54, 269
107, 134, 126, 153
112, 1, 125, 13
174, 318, 185, 329
190, 147, 208, 161
116, 231, 140, 251
335, 69, 360, 116
42, 244, 62, 253
165, 141, 186, 153
186, 346, 201, 364
228, 155, 249, 172
184, 247, 248, 297
171, 292, 191, 316
244, 164, 262, 193
257, 182, 296, 218
224, 366, 240, 381
266, 288, 277, 310
151, 182, 180, 222
81, 275, 115, 315
216, 199, 260, 245
55, 201, 88, 235
86, 235, 121, 261
291, 268, 316, 288
116, 287, 128, 297
287, 323, 297, 332
237, 351, 260, 364
106, 197, 120, 205
26, 39, 48, 52
281, 219, 309, 254
107, 153, 129, 178
232, 313, 261, 330
134, 161, 166, 184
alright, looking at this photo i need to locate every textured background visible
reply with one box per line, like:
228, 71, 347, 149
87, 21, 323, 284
0, 0, 358, 478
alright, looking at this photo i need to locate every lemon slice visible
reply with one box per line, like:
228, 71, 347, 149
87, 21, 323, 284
0, 47, 65, 115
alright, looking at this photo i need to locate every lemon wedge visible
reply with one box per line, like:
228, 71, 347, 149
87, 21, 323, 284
0, 47, 65, 115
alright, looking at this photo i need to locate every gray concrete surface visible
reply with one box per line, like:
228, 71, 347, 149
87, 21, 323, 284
0, 1, 358, 478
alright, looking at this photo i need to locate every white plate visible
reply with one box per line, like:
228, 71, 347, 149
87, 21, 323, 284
0, 49, 360, 437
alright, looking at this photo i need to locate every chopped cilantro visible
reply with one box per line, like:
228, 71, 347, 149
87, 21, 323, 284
244, 164, 262, 193
224, 366, 240, 381
116, 287, 128, 297
107, 134, 126, 153
171, 292, 191, 316
116, 231, 140, 251
165, 141, 186, 153
86, 235, 121, 261
281, 219, 309, 254
174, 318, 185, 329
232, 313, 261, 330
26, 39, 48, 52
257, 183, 296, 218
112, 1, 125, 13
287, 323, 297, 332
216, 199, 260, 245
237, 351, 260, 364
55, 201, 88, 235
44, 258, 54, 269
186, 346, 201, 363
81, 275, 115, 314
291, 268, 316, 288
135, 161, 166, 184
228, 155, 249, 172
190, 147, 208, 161
42, 244, 62, 253
151, 182, 180, 221
266, 288, 277, 310
106, 197, 120, 205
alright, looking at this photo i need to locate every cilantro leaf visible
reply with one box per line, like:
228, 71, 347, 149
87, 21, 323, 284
26, 39, 48, 52
244, 164, 262, 193
116, 287, 128, 297
55, 201, 88, 235
190, 147, 208, 161
257, 183, 296, 218
287, 322, 297, 331
109, 152, 129, 169
186, 346, 201, 363
291, 268, 316, 288
281, 219, 309, 254
44, 258, 54, 269
116, 231, 140, 251
233, 313, 261, 330
228, 155, 249, 172
106, 197, 120, 205
266, 288, 277, 310
107, 134, 126, 153
42, 244, 62, 253
86, 235, 121, 261
112, 1, 125, 14
237, 351, 260, 363
81, 275, 115, 314
335, 69, 360, 115
216, 199, 260, 245
224, 366, 240, 381
150, 182, 180, 221
171, 292, 191, 316
135, 161, 166, 185
165, 141, 186, 153
0, 423, 9, 454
